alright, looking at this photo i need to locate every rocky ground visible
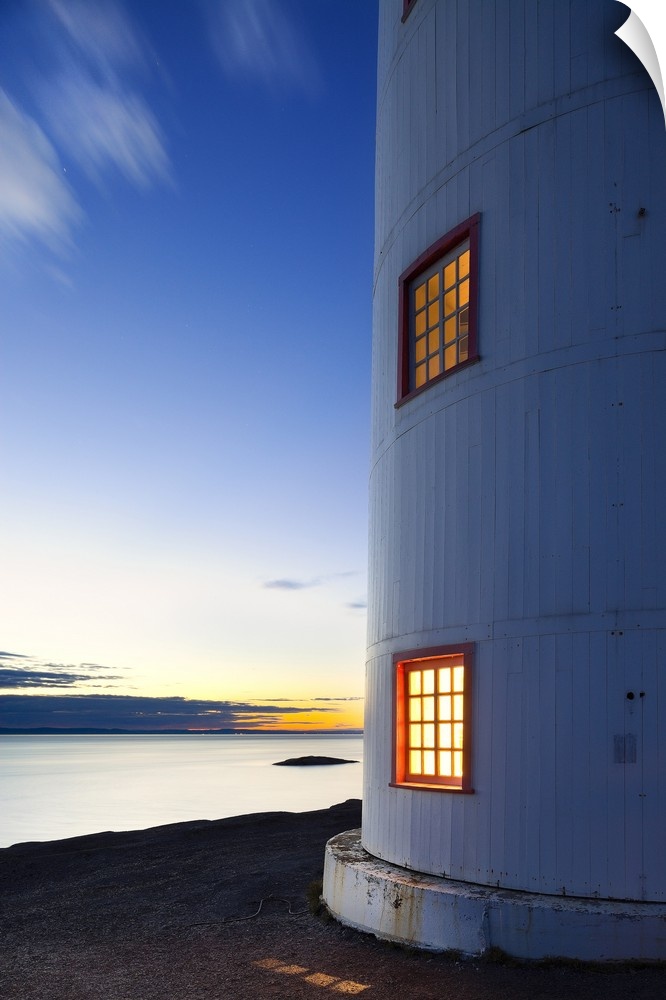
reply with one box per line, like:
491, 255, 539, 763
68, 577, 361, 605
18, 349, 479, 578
0, 799, 663, 999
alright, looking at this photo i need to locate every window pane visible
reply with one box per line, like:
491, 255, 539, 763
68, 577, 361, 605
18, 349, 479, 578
407, 231, 474, 397
400, 652, 469, 786
408, 671, 421, 696
415, 337, 426, 362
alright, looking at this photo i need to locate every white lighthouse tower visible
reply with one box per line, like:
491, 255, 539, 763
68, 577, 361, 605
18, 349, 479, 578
324, 0, 666, 960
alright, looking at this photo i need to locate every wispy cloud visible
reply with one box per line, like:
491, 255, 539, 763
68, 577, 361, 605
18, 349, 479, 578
0, 651, 122, 689
264, 571, 358, 592
40, 0, 170, 189
263, 696, 363, 703
0, 693, 337, 731
313, 697, 364, 702
0, 667, 121, 689
264, 578, 316, 591
0, 0, 169, 257
42, 72, 169, 189
345, 599, 367, 611
47, 0, 144, 76
0, 654, 357, 729
204, 0, 320, 93
0, 89, 82, 252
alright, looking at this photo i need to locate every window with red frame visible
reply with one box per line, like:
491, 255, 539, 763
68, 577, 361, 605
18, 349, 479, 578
397, 214, 480, 404
393, 647, 473, 791
402, 0, 418, 21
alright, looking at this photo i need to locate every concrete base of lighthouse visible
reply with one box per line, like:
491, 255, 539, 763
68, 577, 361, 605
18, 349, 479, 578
322, 830, 666, 962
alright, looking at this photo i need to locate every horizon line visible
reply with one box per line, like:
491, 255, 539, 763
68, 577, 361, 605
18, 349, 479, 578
0, 726, 364, 736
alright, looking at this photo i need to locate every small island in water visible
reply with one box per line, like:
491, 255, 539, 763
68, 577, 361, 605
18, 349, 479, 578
273, 755, 358, 767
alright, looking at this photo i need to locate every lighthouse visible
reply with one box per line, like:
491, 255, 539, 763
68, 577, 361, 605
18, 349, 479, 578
323, 0, 666, 960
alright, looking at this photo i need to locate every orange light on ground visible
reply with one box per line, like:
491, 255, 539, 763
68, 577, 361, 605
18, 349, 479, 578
253, 958, 369, 993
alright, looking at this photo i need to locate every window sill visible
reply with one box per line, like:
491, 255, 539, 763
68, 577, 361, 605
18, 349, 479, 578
395, 354, 480, 408
390, 782, 474, 794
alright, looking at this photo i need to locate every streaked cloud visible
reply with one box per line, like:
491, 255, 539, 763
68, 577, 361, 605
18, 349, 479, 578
40, 0, 170, 189
0, 0, 169, 257
313, 697, 364, 702
204, 0, 320, 92
0, 693, 337, 731
42, 71, 169, 188
345, 599, 367, 611
264, 570, 358, 591
0, 651, 122, 689
47, 0, 144, 76
264, 578, 315, 591
0, 667, 121, 689
262, 696, 363, 703
0, 654, 357, 729
0, 89, 81, 251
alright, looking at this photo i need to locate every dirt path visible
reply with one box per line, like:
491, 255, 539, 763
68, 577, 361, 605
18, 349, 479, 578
1, 800, 663, 999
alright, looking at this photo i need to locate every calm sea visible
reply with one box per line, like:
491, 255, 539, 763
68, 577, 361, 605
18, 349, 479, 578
0, 734, 363, 849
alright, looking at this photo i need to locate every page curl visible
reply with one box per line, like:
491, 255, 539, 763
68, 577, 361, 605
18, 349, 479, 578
615, 1, 666, 127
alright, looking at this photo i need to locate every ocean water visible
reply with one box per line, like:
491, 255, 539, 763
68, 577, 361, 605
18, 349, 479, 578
0, 734, 363, 848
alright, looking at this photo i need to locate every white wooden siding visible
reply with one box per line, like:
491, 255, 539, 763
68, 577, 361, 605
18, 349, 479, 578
363, 0, 666, 901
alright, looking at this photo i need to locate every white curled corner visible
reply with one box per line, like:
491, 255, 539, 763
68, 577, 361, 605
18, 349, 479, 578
615, 1, 666, 127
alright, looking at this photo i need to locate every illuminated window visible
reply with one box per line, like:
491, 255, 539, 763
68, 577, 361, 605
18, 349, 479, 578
393, 647, 473, 791
397, 215, 480, 404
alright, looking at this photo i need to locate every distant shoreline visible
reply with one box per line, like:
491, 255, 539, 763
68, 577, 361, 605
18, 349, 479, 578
0, 727, 364, 736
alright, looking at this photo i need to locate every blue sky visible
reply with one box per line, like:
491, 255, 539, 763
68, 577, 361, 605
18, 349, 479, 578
0, 0, 377, 730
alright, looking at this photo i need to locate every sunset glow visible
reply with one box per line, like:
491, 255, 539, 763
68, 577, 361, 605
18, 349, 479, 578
0, 0, 376, 733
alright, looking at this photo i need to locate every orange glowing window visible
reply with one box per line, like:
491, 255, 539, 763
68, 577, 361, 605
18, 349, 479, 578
397, 215, 480, 404
394, 647, 473, 791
